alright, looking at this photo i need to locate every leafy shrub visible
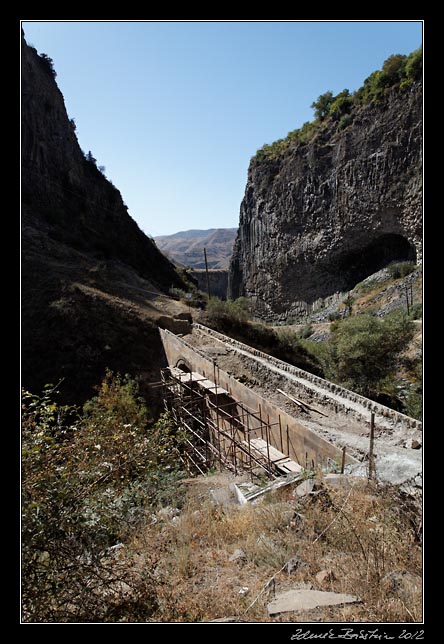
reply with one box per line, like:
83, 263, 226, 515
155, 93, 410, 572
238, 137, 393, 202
169, 286, 186, 299
329, 89, 353, 119
22, 372, 187, 622
38, 52, 57, 78
311, 91, 334, 120
405, 47, 422, 81
387, 261, 415, 279
206, 296, 251, 325
338, 113, 354, 131
409, 302, 422, 320
299, 324, 313, 339
324, 311, 414, 397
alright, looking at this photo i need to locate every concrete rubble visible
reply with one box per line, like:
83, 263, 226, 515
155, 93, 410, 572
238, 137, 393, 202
229, 548, 247, 563
267, 589, 361, 615
293, 478, 319, 498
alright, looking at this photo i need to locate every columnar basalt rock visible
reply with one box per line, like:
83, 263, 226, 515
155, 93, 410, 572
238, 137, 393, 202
21, 31, 183, 290
21, 32, 189, 403
229, 84, 422, 321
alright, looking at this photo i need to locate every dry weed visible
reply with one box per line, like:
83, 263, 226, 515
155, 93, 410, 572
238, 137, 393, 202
126, 475, 422, 623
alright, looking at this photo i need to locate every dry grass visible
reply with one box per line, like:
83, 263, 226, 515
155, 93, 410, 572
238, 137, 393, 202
122, 473, 422, 623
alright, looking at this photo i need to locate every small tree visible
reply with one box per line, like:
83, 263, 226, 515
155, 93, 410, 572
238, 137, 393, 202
405, 47, 422, 81
39, 53, 57, 78
329, 89, 353, 119
86, 150, 97, 166
311, 91, 334, 121
377, 54, 407, 89
344, 293, 355, 317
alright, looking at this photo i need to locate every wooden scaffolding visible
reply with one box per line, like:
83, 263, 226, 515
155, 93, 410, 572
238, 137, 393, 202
161, 366, 303, 481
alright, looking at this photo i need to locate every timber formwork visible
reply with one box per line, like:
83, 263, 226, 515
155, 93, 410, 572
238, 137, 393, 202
161, 366, 303, 481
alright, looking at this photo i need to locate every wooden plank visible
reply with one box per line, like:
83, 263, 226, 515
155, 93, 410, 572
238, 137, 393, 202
277, 459, 303, 474
248, 438, 303, 474
250, 438, 284, 462
277, 388, 328, 417
169, 367, 229, 395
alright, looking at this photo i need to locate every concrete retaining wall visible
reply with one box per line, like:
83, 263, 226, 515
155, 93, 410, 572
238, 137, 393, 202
159, 328, 358, 468
193, 323, 422, 433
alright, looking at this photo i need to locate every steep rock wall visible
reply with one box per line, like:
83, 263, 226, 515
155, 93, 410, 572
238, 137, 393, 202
229, 84, 422, 320
21, 32, 188, 403
21, 32, 183, 291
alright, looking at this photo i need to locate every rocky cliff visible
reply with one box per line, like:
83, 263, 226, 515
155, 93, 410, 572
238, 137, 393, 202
229, 83, 422, 321
22, 33, 183, 290
21, 32, 190, 404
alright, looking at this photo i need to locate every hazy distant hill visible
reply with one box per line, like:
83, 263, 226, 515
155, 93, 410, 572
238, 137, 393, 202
155, 228, 237, 269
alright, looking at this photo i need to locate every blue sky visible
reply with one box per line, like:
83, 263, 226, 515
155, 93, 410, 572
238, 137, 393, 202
21, 21, 422, 236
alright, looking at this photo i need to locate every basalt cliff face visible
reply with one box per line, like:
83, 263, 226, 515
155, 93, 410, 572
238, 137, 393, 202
21, 33, 183, 289
228, 83, 422, 321
21, 33, 190, 404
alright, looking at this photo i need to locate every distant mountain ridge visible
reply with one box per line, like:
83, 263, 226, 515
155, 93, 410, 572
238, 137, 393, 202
155, 228, 237, 269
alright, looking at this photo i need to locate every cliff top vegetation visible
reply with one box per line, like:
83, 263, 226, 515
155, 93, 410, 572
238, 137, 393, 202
254, 47, 422, 162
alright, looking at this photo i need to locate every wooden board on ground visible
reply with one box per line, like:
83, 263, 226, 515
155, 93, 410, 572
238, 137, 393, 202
248, 438, 303, 474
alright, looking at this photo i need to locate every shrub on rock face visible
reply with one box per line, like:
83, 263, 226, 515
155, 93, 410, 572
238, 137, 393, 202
38, 52, 57, 78
387, 261, 415, 279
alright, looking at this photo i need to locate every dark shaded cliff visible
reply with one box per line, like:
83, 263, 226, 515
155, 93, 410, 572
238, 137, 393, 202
21, 32, 190, 404
229, 83, 422, 321
21, 34, 183, 289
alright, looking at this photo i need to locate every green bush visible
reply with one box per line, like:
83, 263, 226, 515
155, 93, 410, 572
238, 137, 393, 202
409, 302, 422, 320
299, 324, 314, 339
206, 296, 251, 325
324, 311, 414, 397
404, 361, 422, 421
311, 91, 334, 121
405, 47, 422, 81
329, 89, 353, 119
22, 372, 187, 622
338, 113, 354, 131
254, 47, 421, 163
387, 261, 415, 279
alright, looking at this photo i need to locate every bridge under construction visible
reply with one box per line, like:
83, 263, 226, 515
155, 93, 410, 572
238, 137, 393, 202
159, 324, 422, 486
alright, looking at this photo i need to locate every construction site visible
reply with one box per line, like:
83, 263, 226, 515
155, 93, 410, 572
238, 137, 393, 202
158, 324, 422, 491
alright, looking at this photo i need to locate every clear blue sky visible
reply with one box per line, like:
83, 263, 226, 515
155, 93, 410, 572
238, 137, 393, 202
21, 20, 422, 236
